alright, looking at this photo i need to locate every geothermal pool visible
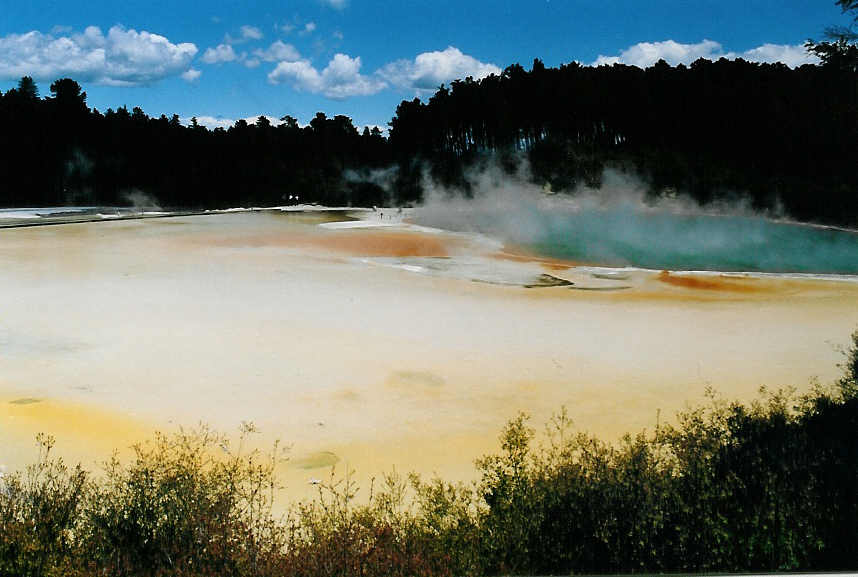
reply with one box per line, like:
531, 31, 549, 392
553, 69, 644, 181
1, 207, 857, 500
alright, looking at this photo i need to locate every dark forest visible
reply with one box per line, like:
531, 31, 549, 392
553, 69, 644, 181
1, 54, 856, 224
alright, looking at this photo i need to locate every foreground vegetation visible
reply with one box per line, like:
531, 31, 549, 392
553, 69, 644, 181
2, 331, 857, 576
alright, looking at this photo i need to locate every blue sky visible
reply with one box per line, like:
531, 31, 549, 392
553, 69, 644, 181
0, 1, 850, 130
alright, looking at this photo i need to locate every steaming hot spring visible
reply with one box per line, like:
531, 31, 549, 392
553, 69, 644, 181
1, 191, 857, 500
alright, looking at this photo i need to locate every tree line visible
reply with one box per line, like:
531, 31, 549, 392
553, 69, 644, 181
390, 56, 858, 224
0, 32, 856, 224
0, 78, 392, 209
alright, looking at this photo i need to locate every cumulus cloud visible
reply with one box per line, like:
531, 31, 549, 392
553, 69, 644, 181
253, 40, 300, 62
202, 43, 237, 64
264, 46, 499, 98
240, 25, 263, 40
0, 25, 197, 86
319, 0, 347, 9
181, 68, 201, 82
302, 22, 317, 34
379, 46, 500, 91
593, 39, 721, 67
593, 39, 819, 68
268, 53, 386, 98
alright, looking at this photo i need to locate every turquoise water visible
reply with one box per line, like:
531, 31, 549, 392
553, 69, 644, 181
524, 209, 858, 274
528, 209, 858, 274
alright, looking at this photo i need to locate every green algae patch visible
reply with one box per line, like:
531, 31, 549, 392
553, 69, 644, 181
9, 398, 42, 405
292, 451, 340, 470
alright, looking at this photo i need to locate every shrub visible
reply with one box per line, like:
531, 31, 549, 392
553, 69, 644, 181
0, 434, 87, 577
1, 328, 857, 575
80, 423, 288, 576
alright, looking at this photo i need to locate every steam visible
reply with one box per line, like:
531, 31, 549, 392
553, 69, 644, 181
65, 149, 93, 179
63, 148, 94, 204
343, 166, 399, 205
123, 189, 162, 212
414, 162, 858, 274
343, 166, 398, 191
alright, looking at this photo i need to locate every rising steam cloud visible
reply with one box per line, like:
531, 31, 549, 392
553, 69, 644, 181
413, 162, 858, 275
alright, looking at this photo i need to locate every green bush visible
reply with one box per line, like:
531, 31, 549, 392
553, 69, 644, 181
0, 434, 87, 577
80, 423, 289, 576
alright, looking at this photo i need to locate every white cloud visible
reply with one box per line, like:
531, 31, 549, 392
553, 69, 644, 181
224, 25, 264, 45
183, 114, 283, 130
268, 53, 386, 98
0, 25, 197, 86
737, 43, 819, 68
593, 39, 722, 67
249, 114, 282, 126
379, 46, 500, 91
593, 39, 819, 68
253, 40, 300, 63
202, 43, 237, 64
265, 46, 499, 99
319, 0, 347, 9
186, 115, 234, 129
181, 68, 201, 82
240, 25, 263, 41
208, 38, 298, 69
278, 20, 316, 36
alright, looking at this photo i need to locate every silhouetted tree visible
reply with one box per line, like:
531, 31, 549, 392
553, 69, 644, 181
49, 78, 87, 111
807, 0, 858, 71
17, 76, 38, 100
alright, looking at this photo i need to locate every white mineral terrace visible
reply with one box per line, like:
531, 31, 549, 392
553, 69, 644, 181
1, 209, 857, 501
